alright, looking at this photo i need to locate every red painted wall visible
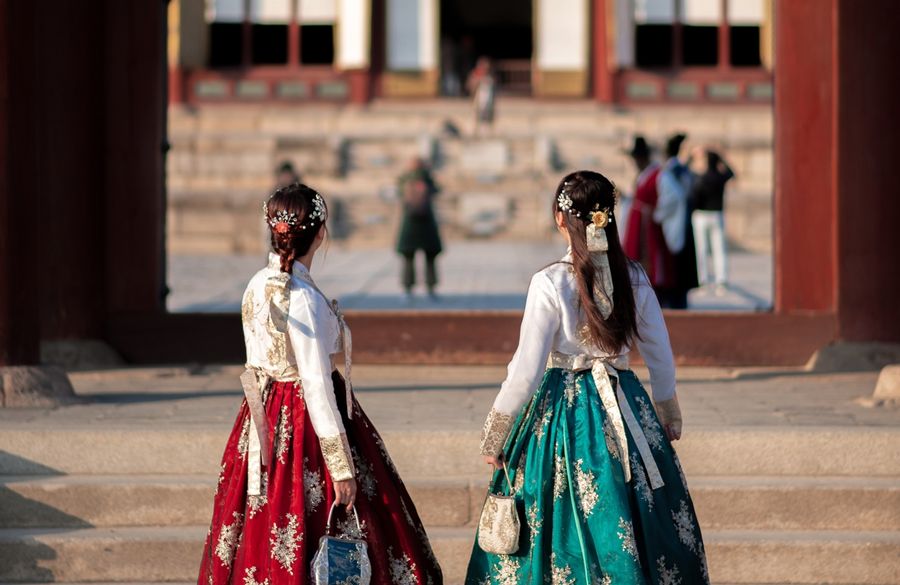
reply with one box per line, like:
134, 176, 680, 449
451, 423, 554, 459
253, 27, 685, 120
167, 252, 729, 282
834, 0, 900, 341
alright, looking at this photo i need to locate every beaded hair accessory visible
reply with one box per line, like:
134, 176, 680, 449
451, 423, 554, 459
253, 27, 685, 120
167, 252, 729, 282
557, 182, 617, 225
263, 191, 328, 233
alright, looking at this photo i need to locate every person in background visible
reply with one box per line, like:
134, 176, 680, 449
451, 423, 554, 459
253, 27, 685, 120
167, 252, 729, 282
466, 57, 497, 137
275, 160, 301, 190
396, 157, 443, 301
690, 147, 735, 293
655, 133, 699, 309
622, 136, 676, 301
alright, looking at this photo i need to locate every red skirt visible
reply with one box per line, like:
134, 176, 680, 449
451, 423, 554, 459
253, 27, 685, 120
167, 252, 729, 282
198, 373, 443, 584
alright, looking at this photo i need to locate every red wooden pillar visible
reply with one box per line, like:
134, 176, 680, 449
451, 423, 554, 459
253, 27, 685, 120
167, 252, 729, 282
242, 0, 252, 67
592, 0, 614, 103
833, 0, 900, 341
0, 0, 41, 367
672, 0, 683, 68
774, 0, 838, 314
718, 0, 730, 70
289, 0, 301, 66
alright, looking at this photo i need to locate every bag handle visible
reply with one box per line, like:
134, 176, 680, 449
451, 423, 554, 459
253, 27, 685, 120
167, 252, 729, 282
491, 460, 514, 496
325, 501, 362, 538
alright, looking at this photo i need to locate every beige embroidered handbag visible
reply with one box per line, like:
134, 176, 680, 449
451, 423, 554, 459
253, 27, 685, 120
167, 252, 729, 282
477, 461, 520, 555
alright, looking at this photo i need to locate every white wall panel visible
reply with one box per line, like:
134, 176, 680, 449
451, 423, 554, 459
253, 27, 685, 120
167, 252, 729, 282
337, 0, 369, 68
536, 0, 588, 69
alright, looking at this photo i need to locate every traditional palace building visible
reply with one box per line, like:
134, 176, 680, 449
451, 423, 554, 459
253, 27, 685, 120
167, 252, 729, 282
168, 0, 773, 104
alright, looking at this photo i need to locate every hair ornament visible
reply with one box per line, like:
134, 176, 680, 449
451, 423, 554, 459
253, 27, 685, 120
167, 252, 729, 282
263, 190, 328, 232
591, 208, 612, 229
557, 183, 574, 213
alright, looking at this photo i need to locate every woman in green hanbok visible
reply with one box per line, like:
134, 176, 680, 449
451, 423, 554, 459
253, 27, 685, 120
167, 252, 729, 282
466, 171, 709, 585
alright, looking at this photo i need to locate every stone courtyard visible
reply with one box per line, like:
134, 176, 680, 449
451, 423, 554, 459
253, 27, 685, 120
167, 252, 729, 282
1, 364, 898, 584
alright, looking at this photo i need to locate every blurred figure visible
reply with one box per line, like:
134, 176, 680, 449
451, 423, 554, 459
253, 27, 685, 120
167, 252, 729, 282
466, 57, 497, 137
655, 133, 699, 309
691, 148, 735, 292
274, 160, 301, 189
396, 157, 443, 300
623, 136, 676, 298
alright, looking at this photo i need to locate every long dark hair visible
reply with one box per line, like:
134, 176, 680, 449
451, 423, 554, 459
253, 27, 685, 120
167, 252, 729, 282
264, 183, 328, 273
552, 170, 640, 354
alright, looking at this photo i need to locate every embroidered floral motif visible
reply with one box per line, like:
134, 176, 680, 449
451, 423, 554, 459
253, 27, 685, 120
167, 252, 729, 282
264, 275, 291, 369
533, 399, 553, 440
549, 552, 576, 585
215, 511, 244, 567
269, 513, 302, 574
243, 566, 269, 585
602, 417, 621, 461
217, 462, 227, 491
373, 431, 400, 475
526, 502, 542, 549
274, 405, 292, 464
656, 556, 682, 585
248, 474, 268, 518
388, 548, 419, 585
631, 452, 653, 510
237, 417, 251, 460
241, 289, 256, 326
671, 499, 698, 553
617, 517, 639, 561
635, 396, 664, 450
563, 370, 580, 407
303, 458, 325, 512
320, 434, 354, 481
480, 408, 515, 456
591, 572, 612, 585
513, 466, 526, 495
574, 459, 599, 516
352, 448, 378, 499
493, 556, 521, 585
553, 454, 568, 501
336, 515, 368, 540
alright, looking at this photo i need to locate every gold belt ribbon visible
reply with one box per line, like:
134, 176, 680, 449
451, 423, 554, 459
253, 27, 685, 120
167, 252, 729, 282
240, 368, 272, 496
548, 352, 665, 490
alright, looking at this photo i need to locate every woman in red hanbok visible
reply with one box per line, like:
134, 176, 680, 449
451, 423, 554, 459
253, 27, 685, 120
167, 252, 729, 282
622, 136, 675, 294
198, 184, 443, 584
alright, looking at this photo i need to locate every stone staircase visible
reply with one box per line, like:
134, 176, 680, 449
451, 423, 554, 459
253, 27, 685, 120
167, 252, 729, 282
167, 100, 774, 255
2, 424, 898, 584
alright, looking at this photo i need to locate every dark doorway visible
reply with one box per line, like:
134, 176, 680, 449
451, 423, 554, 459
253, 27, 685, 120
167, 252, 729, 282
439, 0, 533, 96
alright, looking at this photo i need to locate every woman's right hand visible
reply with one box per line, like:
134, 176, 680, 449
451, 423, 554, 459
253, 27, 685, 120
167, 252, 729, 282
483, 455, 503, 469
333, 478, 357, 508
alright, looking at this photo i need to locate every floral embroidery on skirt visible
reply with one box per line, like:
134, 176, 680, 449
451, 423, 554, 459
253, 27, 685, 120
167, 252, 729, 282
198, 373, 443, 584
465, 368, 709, 585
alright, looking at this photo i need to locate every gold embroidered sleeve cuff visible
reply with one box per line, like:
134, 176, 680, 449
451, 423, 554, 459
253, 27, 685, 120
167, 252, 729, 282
480, 408, 515, 456
319, 433, 355, 481
654, 395, 682, 436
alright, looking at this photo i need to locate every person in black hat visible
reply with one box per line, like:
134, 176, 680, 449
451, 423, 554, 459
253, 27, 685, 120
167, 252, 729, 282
655, 132, 700, 308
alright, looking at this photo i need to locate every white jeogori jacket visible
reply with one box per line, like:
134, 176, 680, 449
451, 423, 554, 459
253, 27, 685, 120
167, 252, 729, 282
241, 253, 353, 481
480, 256, 678, 456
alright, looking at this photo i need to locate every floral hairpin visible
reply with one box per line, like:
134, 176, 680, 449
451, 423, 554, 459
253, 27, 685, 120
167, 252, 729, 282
557, 182, 574, 213
263, 191, 328, 233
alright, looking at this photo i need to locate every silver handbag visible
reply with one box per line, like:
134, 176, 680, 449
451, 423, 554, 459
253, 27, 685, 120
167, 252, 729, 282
477, 461, 520, 555
311, 503, 371, 585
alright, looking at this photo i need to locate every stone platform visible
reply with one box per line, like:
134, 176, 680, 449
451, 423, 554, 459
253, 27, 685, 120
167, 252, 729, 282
1, 365, 898, 584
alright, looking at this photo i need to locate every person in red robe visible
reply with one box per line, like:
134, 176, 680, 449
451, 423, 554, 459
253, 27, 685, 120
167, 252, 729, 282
623, 136, 676, 296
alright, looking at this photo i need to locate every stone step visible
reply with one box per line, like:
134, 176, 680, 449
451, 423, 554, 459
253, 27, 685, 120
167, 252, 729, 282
2, 474, 898, 532
2, 426, 897, 477
0, 526, 896, 584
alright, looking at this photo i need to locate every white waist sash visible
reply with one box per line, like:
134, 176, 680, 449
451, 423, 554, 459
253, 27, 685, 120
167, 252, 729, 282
548, 352, 664, 490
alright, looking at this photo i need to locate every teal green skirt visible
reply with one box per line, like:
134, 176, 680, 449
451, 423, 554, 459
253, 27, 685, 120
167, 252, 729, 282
465, 368, 709, 585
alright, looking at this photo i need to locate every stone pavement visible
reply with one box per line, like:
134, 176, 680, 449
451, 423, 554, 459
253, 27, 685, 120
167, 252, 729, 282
166, 242, 773, 312
1, 365, 898, 584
